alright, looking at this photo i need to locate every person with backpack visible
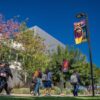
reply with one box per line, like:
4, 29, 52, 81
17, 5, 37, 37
33, 68, 42, 96
46, 69, 52, 96
42, 71, 48, 95
42, 68, 52, 96
70, 70, 80, 96
30, 74, 37, 94
0, 61, 13, 95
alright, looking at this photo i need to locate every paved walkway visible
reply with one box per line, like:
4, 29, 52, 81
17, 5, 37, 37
0, 93, 100, 97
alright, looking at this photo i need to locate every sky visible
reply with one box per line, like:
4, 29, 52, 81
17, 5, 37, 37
0, 0, 100, 67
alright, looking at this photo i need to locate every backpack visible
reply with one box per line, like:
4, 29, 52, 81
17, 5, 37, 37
42, 74, 47, 81
62, 60, 69, 72
38, 71, 42, 78
34, 70, 42, 78
34, 71, 39, 77
70, 74, 78, 84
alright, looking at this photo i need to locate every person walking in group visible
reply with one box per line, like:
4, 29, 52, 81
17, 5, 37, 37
46, 69, 52, 96
33, 68, 42, 96
70, 70, 80, 96
30, 74, 37, 95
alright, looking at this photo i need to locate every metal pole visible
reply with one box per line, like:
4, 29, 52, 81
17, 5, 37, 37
76, 13, 95, 96
85, 15, 95, 96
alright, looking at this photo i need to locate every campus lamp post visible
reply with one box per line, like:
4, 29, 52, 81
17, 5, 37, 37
76, 13, 95, 96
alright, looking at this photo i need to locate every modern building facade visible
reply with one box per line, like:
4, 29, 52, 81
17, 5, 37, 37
30, 25, 65, 52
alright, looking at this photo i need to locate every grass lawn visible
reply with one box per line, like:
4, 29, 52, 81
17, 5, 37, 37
0, 96, 100, 100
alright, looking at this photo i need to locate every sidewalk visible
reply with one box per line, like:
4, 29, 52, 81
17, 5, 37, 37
0, 93, 100, 97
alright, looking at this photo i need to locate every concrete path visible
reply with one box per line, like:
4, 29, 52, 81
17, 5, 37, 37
0, 93, 100, 97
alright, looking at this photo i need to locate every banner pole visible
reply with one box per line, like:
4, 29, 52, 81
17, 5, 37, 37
75, 13, 95, 96
86, 15, 95, 96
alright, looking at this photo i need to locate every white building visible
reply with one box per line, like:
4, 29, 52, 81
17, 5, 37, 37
9, 26, 65, 69
30, 26, 65, 52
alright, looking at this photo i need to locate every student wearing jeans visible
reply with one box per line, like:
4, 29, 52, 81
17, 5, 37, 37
47, 70, 52, 95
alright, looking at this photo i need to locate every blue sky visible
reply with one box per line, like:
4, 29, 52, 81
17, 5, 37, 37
0, 0, 100, 67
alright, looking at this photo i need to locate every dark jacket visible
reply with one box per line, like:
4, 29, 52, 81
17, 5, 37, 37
0, 65, 13, 80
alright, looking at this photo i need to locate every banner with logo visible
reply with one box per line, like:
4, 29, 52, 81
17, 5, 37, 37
74, 20, 87, 44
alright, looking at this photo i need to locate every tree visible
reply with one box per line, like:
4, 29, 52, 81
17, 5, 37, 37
0, 14, 51, 83
0, 14, 20, 62
50, 45, 100, 87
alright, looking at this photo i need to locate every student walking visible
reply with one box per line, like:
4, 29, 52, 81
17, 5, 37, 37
0, 61, 13, 95
70, 70, 80, 96
33, 68, 42, 96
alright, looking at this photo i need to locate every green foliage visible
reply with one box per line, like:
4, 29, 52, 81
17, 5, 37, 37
50, 45, 100, 87
0, 19, 50, 82
14, 26, 51, 79
0, 15, 100, 87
